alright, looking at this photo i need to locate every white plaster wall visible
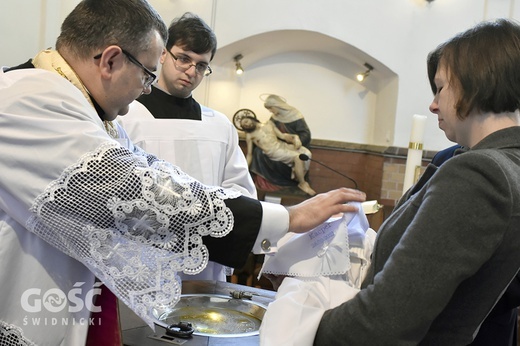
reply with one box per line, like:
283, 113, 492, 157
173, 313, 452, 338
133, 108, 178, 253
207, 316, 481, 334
0, 0, 80, 64
2, 0, 519, 150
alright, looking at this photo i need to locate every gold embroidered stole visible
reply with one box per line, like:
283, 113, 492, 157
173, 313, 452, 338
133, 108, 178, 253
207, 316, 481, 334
32, 49, 119, 138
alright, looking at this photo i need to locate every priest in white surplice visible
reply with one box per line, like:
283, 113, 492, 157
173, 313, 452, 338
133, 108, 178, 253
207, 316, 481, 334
0, 1, 366, 345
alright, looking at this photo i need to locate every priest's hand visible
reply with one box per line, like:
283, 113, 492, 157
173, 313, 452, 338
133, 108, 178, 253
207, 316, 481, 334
287, 188, 366, 234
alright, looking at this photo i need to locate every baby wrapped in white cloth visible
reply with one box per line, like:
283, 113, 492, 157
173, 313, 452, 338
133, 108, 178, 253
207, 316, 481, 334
259, 202, 376, 346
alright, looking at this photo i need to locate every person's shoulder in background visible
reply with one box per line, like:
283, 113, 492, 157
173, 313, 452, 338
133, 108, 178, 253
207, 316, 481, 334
431, 144, 463, 166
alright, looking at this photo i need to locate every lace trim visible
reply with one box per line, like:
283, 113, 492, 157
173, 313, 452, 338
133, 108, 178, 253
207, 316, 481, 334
0, 321, 36, 346
26, 142, 240, 327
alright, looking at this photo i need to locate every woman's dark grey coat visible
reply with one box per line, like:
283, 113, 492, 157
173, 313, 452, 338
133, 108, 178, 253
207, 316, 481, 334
315, 126, 520, 345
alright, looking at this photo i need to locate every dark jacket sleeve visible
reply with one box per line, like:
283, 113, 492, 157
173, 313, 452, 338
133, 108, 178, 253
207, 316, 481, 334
202, 195, 263, 268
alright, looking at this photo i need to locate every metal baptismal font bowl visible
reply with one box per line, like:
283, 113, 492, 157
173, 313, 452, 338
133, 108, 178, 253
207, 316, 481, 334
121, 280, 276, 346
154, 293, 267, 337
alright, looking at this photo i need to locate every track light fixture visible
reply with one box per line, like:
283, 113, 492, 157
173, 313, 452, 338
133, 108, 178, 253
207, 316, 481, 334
356, 63, 374, 82
234, 54, 244, 75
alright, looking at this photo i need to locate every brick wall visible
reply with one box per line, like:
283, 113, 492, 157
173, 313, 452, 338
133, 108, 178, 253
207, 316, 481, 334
305, 148, 384, 201
239, 139, 432, 227
380, 157, 427, 206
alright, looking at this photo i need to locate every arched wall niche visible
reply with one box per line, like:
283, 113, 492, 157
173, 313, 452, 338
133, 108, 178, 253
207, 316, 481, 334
194, 29, 399, 146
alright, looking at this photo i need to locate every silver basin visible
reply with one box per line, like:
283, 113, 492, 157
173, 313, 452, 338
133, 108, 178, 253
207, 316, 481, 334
121, 280, 276, 345
154, 293, 267, 337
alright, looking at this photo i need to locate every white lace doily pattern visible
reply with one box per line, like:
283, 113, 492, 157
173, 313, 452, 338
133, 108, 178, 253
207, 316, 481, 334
0, 320, 36, 346
26, 142, 241, 327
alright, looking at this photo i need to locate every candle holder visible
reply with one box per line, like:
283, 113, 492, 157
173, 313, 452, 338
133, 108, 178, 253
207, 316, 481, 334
414, 165, 422, 183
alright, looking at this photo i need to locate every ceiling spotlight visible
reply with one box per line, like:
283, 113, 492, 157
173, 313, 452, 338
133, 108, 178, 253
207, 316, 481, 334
234, 54, 244, 75
356, 73, 366, 82
356, 63, 374, 82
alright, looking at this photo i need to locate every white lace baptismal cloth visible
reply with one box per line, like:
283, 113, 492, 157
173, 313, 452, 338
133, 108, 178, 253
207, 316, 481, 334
261, 213, 350, 277
259, 202, 376, 346
260, 202, 370, 278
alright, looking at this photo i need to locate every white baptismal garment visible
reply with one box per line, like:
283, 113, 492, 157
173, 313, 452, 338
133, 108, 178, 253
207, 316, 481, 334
260, 204, 376, 346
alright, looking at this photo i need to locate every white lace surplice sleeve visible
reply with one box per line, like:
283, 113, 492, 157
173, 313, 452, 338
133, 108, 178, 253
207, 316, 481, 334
26, 142, 240, 327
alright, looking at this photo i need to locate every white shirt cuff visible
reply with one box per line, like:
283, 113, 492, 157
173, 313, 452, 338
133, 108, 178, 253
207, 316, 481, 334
252, 201, 289, 254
